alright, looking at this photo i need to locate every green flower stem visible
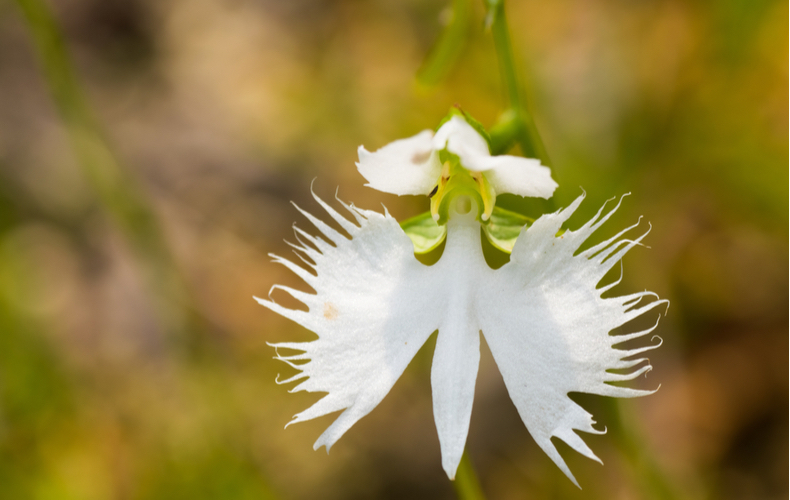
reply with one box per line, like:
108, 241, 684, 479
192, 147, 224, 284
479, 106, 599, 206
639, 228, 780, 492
487, 0, 551, 167
14, 0, 186, 336
453, 449, 486, 500
417, 0, 472, 86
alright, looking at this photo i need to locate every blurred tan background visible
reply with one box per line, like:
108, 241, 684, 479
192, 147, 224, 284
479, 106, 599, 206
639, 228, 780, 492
0, 0, 787, 498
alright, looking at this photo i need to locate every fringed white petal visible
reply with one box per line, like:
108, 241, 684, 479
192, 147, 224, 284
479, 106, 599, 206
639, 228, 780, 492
256, 192, 441, 451
260, 195, 494, 479
260, 191, 665, 486
479, 193, 668, 488
356, 130, 442, 196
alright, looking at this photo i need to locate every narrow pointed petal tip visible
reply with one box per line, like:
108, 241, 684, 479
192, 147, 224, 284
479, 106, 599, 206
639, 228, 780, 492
431, 310, 480, 484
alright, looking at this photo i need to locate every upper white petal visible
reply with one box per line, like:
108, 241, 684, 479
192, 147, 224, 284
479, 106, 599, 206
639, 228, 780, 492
356, 130, 442, 196
479, 194, 667, 487
433, 115, 557, 199
433, 115, 491, 164
478, 155, 557, 199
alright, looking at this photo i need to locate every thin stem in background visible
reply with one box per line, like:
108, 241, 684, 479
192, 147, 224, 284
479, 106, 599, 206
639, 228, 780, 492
417, 0, 472, 87
14, 0, 186, 337
487, 0, 551, 167
453, 449, 486, 500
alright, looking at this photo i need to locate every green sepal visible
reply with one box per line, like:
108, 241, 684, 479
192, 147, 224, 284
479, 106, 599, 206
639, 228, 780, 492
400, 211, 447, 254
482, 206, 534, 253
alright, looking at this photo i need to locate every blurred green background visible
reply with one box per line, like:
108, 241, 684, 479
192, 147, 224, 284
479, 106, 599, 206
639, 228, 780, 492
0, 0, 787, 498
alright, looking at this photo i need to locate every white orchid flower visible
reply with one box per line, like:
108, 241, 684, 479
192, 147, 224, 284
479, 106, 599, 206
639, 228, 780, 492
257, 119, 666, 488
357, 115, 558, 223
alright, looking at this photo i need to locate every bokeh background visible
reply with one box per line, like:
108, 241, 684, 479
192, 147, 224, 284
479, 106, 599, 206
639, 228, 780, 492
0, 0, 787, 498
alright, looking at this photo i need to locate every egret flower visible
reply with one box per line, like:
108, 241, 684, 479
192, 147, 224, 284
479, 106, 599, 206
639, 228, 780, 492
256, 117, 666, 487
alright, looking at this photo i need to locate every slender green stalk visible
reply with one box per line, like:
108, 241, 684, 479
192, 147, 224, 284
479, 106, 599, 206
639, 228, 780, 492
487, 0, 551, 167
417, 0, 472, 86
14, 0, 186, 335
453, 450, 486, 500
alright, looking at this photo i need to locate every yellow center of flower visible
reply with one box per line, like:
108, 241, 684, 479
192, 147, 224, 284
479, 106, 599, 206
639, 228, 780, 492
429, 161, 497, 225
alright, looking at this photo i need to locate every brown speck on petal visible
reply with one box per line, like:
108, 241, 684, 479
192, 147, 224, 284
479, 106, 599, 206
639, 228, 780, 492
411, 150, 432, 164
323, 302, 338, 320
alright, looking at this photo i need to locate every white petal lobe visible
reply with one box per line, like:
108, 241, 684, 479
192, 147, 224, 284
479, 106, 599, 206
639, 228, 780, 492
480, 193, 667, 487
356, 130, 442, 196
429, 215, 487, 479
258, 192, 440, 451
432, 115, 557, 198
433, 115, 491, 161
481, 156, 558, 199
